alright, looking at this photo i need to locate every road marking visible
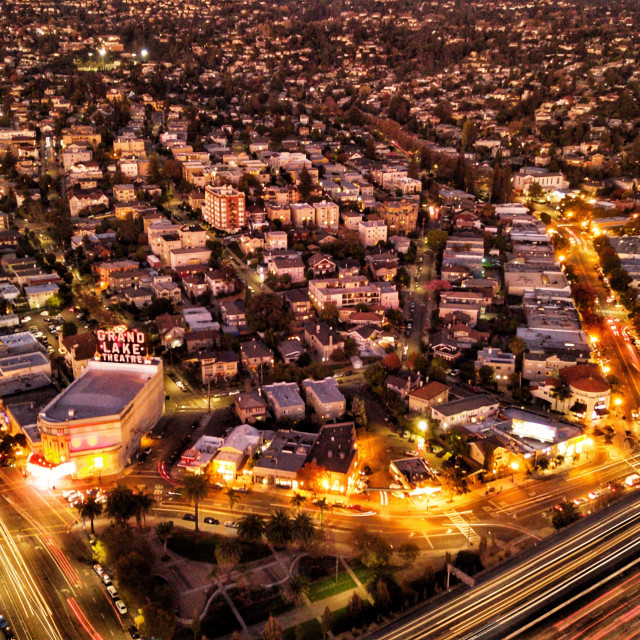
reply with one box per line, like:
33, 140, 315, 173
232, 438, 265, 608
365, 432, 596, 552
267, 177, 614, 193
445, 510, 481, 545
421, 531, 434, 549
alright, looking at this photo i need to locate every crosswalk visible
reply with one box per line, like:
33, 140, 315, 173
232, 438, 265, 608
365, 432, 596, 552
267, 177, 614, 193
446, 510, 481, 545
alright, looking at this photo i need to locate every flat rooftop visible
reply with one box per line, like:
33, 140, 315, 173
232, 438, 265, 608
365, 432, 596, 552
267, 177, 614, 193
40, 360, 160, 423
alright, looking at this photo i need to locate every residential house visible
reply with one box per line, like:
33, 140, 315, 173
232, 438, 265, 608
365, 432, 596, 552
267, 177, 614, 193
240, 340, 274, 371
235, 392, 268, 424
304, 322, 345, 362
408, 381, 451, 414
198, 351, 239, 383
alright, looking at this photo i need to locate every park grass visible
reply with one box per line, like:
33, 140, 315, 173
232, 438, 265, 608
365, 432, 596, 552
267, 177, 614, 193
284, 618, 323, 640
308, 570, 356, 601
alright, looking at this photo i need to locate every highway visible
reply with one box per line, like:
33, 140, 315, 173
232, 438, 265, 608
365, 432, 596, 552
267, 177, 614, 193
364, 493, 640, 640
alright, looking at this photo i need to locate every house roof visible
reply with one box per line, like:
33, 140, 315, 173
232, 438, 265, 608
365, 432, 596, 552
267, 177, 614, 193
61, 332, 98, 361
409, 381, 450, 401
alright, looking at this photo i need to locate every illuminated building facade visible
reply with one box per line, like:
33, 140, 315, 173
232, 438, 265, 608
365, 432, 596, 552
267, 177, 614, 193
37, 358, 164, 478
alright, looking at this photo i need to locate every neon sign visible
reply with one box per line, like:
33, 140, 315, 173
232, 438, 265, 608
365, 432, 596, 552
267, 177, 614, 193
96, 327, 149, 364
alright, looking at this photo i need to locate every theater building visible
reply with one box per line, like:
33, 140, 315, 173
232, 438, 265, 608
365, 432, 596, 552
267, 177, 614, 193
37, 358, 164, 478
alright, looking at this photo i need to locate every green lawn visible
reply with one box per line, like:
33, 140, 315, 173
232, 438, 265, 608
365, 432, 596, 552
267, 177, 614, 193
308, 570, 356, 601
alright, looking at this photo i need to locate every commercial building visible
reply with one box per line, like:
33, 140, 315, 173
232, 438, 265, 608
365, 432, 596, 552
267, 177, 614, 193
211, 424, 261, 481
304, 422, 359, 494
475, 348, 516, 387
203, 185, 246, 232
37, 359, 164, 478
253, 430, 318, 488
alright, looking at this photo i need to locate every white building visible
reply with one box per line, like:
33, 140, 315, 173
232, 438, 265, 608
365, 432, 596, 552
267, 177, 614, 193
359, 220, 388, 247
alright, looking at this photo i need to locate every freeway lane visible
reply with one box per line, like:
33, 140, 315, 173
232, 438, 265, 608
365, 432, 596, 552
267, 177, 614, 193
0, 469, 127, 640
364, 493, 640, 640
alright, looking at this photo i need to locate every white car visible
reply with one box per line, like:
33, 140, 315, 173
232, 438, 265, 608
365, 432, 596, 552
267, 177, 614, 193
93, 564, 104, 577
106, 585, 118, 600
114, 600, 127, 615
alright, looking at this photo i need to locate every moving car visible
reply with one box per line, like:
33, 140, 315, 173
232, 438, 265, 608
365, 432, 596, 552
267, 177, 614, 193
182, 513, 196, 522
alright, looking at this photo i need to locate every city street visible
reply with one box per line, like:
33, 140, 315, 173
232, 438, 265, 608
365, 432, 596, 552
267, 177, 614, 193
364, 492, 640, 640
0, 468, 127, 640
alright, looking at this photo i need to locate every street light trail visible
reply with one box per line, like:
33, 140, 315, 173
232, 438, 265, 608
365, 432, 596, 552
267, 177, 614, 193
0, 513, 66, 640
365, 498, 640, 640
5, 495, 81, 588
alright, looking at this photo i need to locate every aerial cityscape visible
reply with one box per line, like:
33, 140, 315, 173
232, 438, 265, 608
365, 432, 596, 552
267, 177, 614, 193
1, 0, 640, 638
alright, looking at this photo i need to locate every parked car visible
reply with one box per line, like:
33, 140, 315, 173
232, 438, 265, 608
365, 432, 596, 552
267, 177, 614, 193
182, 513, 196, 522
128, 625, 140, 639
115, 600, 127, 615
224, 520, 238, 528
106, 585, 119, 600
204, 517, 219, 525
93, 563, 104, 577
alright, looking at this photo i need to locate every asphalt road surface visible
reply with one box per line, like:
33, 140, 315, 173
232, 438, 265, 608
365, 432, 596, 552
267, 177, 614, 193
363, 492, 640, 640
0, 468, 127, 640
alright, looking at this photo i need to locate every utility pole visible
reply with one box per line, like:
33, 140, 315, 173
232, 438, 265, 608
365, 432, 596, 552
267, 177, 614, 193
207, 379, 211, 413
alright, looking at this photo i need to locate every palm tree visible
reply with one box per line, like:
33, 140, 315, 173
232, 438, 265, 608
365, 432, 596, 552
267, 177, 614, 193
133, 491, 154, 528
75, 495, 103, 534
225, 487, 239, 512
215, 538, 241, 583
105, 485, 137, 527
315, 497, 329, 525
182, 472, 209, 532
265, 509, 293, 548
290, 493, 307, 514
237, 513, 265, 543
155, 520, 174, 558
550, 382, 572, 412
291, 512, 316, 548
282, 575, 310, 606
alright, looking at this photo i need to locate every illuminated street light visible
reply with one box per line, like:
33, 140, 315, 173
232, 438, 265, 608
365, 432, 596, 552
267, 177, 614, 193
141, 48, 148, 59
418, 420, 427, 432
589, 335, 598, 344
615, 397, 623, 406
99, 48, 106, 57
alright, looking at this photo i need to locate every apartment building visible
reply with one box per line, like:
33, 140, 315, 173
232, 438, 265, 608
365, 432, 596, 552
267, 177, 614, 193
204, 185, 246, 232
308, 276, 380, 310
302, 377, 346, 422
359, 220, 388, 247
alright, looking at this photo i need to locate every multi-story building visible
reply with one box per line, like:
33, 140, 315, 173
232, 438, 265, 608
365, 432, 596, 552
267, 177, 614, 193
475, 348, 516, 387
407, 381, 451, 414
198, 351, 239, 383
290, 202, 315, 228
302, 377, 346, 422
313, 200, 339, 231
359, 220, 388, 247
308, 276, 380, 311
379, 197, 419, 234
203, 185, 246, 232
263, 382, 306, 420
38, 359, 164, 478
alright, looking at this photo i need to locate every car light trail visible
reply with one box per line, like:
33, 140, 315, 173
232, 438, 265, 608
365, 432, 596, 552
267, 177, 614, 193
5, 496, 80, 588
0, 513, 66, 640
365, 499, 640, 640
67, 597, 104, 640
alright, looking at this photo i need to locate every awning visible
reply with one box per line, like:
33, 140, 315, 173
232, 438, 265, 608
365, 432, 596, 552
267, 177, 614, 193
570, 402, 587, 414
595, 407, 610, 416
